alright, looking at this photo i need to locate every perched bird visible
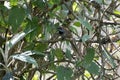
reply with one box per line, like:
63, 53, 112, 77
57, 27, 65, 35
57, 27, 72, 40
57, 27, 81, 58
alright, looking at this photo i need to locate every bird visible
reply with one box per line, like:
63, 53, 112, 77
57, 27, 72, 40
57, 27, 81, 58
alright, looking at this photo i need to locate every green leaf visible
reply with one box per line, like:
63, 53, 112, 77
72, 2, 79, 12
10, 0, 18, 6
49, 0, 61, 5
8, 6, 25, 32
75, 60, 82, 68
56, 66, 73, 80
32, 0, 45, 9
24, 17, 42, 42
73, 21, 81, 27
84, 47, 95, 64
75, 48, 99, 75
82, 48, 97, 70
82, 34, 90, 42
23, 42, 35, 51
65, 49, 72, 60
11, 54, 38, 67
113, 10, 120, 15
76, 61, 99, 75
34, 43, 48, 52
48, 51, 55, 61
59, 10, 68, 19
84, 70, 91, 78
53, 48, 64, 60
70, 26, 78, 34
79, 17, 92, 31
86, 62, 99, 75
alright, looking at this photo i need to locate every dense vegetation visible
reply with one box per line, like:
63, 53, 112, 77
0, 0, 120, 80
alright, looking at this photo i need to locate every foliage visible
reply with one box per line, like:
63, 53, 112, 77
0, 0, 120, 80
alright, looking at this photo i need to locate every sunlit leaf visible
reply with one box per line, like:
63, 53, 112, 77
21, 50, 45, 57
32, 73, 39, 80
84, 70, 91, 78
6, 30, 34, 52
72, 2, 79, 12
73, 21, 81, 27
6, 32, 26, 51
11, 54, 38, 67
10, 0, 18, 6
4, 1, 11, 9
113, 10, 120, 15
